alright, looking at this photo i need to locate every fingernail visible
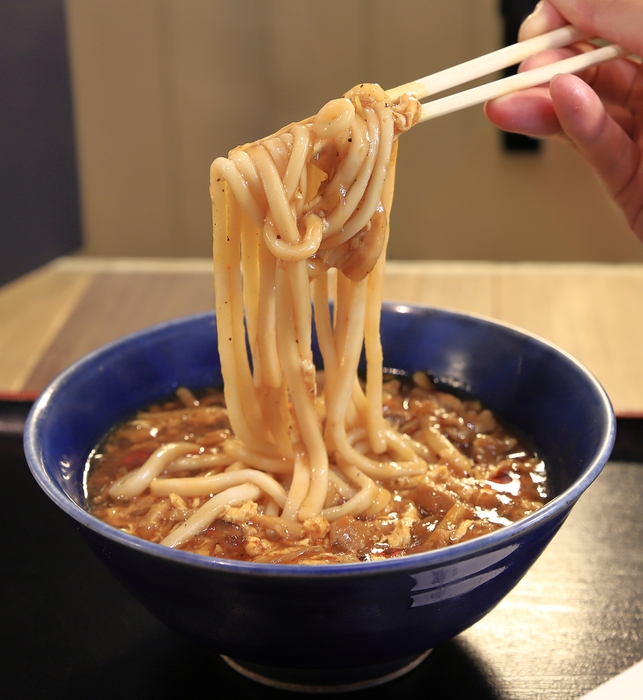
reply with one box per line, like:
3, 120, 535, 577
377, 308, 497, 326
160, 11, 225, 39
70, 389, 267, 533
518, 1, 547, 41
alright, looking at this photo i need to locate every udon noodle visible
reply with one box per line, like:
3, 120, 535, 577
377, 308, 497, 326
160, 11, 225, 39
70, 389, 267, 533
86, 84, 549, 563
208, 84, 423, 528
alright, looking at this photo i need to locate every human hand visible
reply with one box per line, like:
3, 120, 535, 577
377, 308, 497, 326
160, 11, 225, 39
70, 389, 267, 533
485, 0, 643, 240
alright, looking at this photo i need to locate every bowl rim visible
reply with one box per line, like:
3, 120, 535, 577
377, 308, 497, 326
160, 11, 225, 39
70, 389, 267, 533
24, 304, 616, 579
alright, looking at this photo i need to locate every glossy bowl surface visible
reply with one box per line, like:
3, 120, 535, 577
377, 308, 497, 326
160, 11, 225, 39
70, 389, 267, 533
24, 305, 615, 679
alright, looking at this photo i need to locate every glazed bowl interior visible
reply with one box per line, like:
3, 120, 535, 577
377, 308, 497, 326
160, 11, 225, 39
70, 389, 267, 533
24, 304, 616, 676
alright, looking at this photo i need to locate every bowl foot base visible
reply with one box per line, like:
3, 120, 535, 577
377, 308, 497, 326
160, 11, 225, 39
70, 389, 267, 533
220, 649, 432, 693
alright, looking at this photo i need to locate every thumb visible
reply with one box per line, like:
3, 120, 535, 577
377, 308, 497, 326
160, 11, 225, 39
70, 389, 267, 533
550, 73, 643, 233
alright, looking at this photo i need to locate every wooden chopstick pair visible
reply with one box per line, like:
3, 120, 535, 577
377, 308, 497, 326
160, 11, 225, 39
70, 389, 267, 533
387, 25, 629, 123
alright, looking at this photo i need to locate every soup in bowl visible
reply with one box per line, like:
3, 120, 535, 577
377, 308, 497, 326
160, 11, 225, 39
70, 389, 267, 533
24, 304, 615, 691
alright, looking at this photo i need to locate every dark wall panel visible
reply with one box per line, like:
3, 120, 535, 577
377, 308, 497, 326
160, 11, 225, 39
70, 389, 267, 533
0, 0, 82, 286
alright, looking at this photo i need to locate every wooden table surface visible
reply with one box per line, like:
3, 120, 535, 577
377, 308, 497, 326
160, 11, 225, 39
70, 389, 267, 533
2, 256, 642, 415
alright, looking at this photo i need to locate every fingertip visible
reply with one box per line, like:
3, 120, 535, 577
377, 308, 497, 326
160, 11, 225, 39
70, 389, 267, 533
483, 94, 514, 126
549, 73, 589, 103
549, 74, 605, 145
518, 1, 567, 42
485, 88, 562, 138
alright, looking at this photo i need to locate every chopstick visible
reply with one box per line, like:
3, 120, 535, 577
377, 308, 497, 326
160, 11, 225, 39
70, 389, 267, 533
388, 25, 588, 101
419, 43, 627, 122
387, 25, 629, 124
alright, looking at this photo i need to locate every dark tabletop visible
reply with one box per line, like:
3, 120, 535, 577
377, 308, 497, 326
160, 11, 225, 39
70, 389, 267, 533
4, 404, 643, 700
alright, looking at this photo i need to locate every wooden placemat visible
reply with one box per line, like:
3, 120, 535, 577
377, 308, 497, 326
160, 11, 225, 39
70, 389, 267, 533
2, 257, 642, 416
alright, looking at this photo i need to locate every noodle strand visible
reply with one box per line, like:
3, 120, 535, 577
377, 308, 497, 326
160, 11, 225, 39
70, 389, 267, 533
207, 83, 422, 527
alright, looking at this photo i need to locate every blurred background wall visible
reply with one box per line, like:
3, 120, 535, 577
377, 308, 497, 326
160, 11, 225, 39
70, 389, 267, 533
0, 0, 81, 285
62, 0, 643, 262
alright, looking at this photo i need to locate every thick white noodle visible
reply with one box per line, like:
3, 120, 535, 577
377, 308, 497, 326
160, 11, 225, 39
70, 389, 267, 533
160, 483, 261, 549
201, 84, 424, 536
109, 442, 200, 499
150, 468, 288, 508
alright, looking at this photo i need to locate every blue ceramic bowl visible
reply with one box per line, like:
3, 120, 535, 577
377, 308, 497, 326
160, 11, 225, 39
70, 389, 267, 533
24, 305, 615, 691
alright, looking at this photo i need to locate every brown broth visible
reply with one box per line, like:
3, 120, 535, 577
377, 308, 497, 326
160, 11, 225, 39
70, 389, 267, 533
85, 374, 548, 564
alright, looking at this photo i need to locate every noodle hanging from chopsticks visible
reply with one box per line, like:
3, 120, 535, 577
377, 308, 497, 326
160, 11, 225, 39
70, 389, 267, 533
205, 84, 423, 533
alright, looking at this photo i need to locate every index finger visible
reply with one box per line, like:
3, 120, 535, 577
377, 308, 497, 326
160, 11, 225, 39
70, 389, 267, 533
520, 0, 643, 57
519, 45, 643, 109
